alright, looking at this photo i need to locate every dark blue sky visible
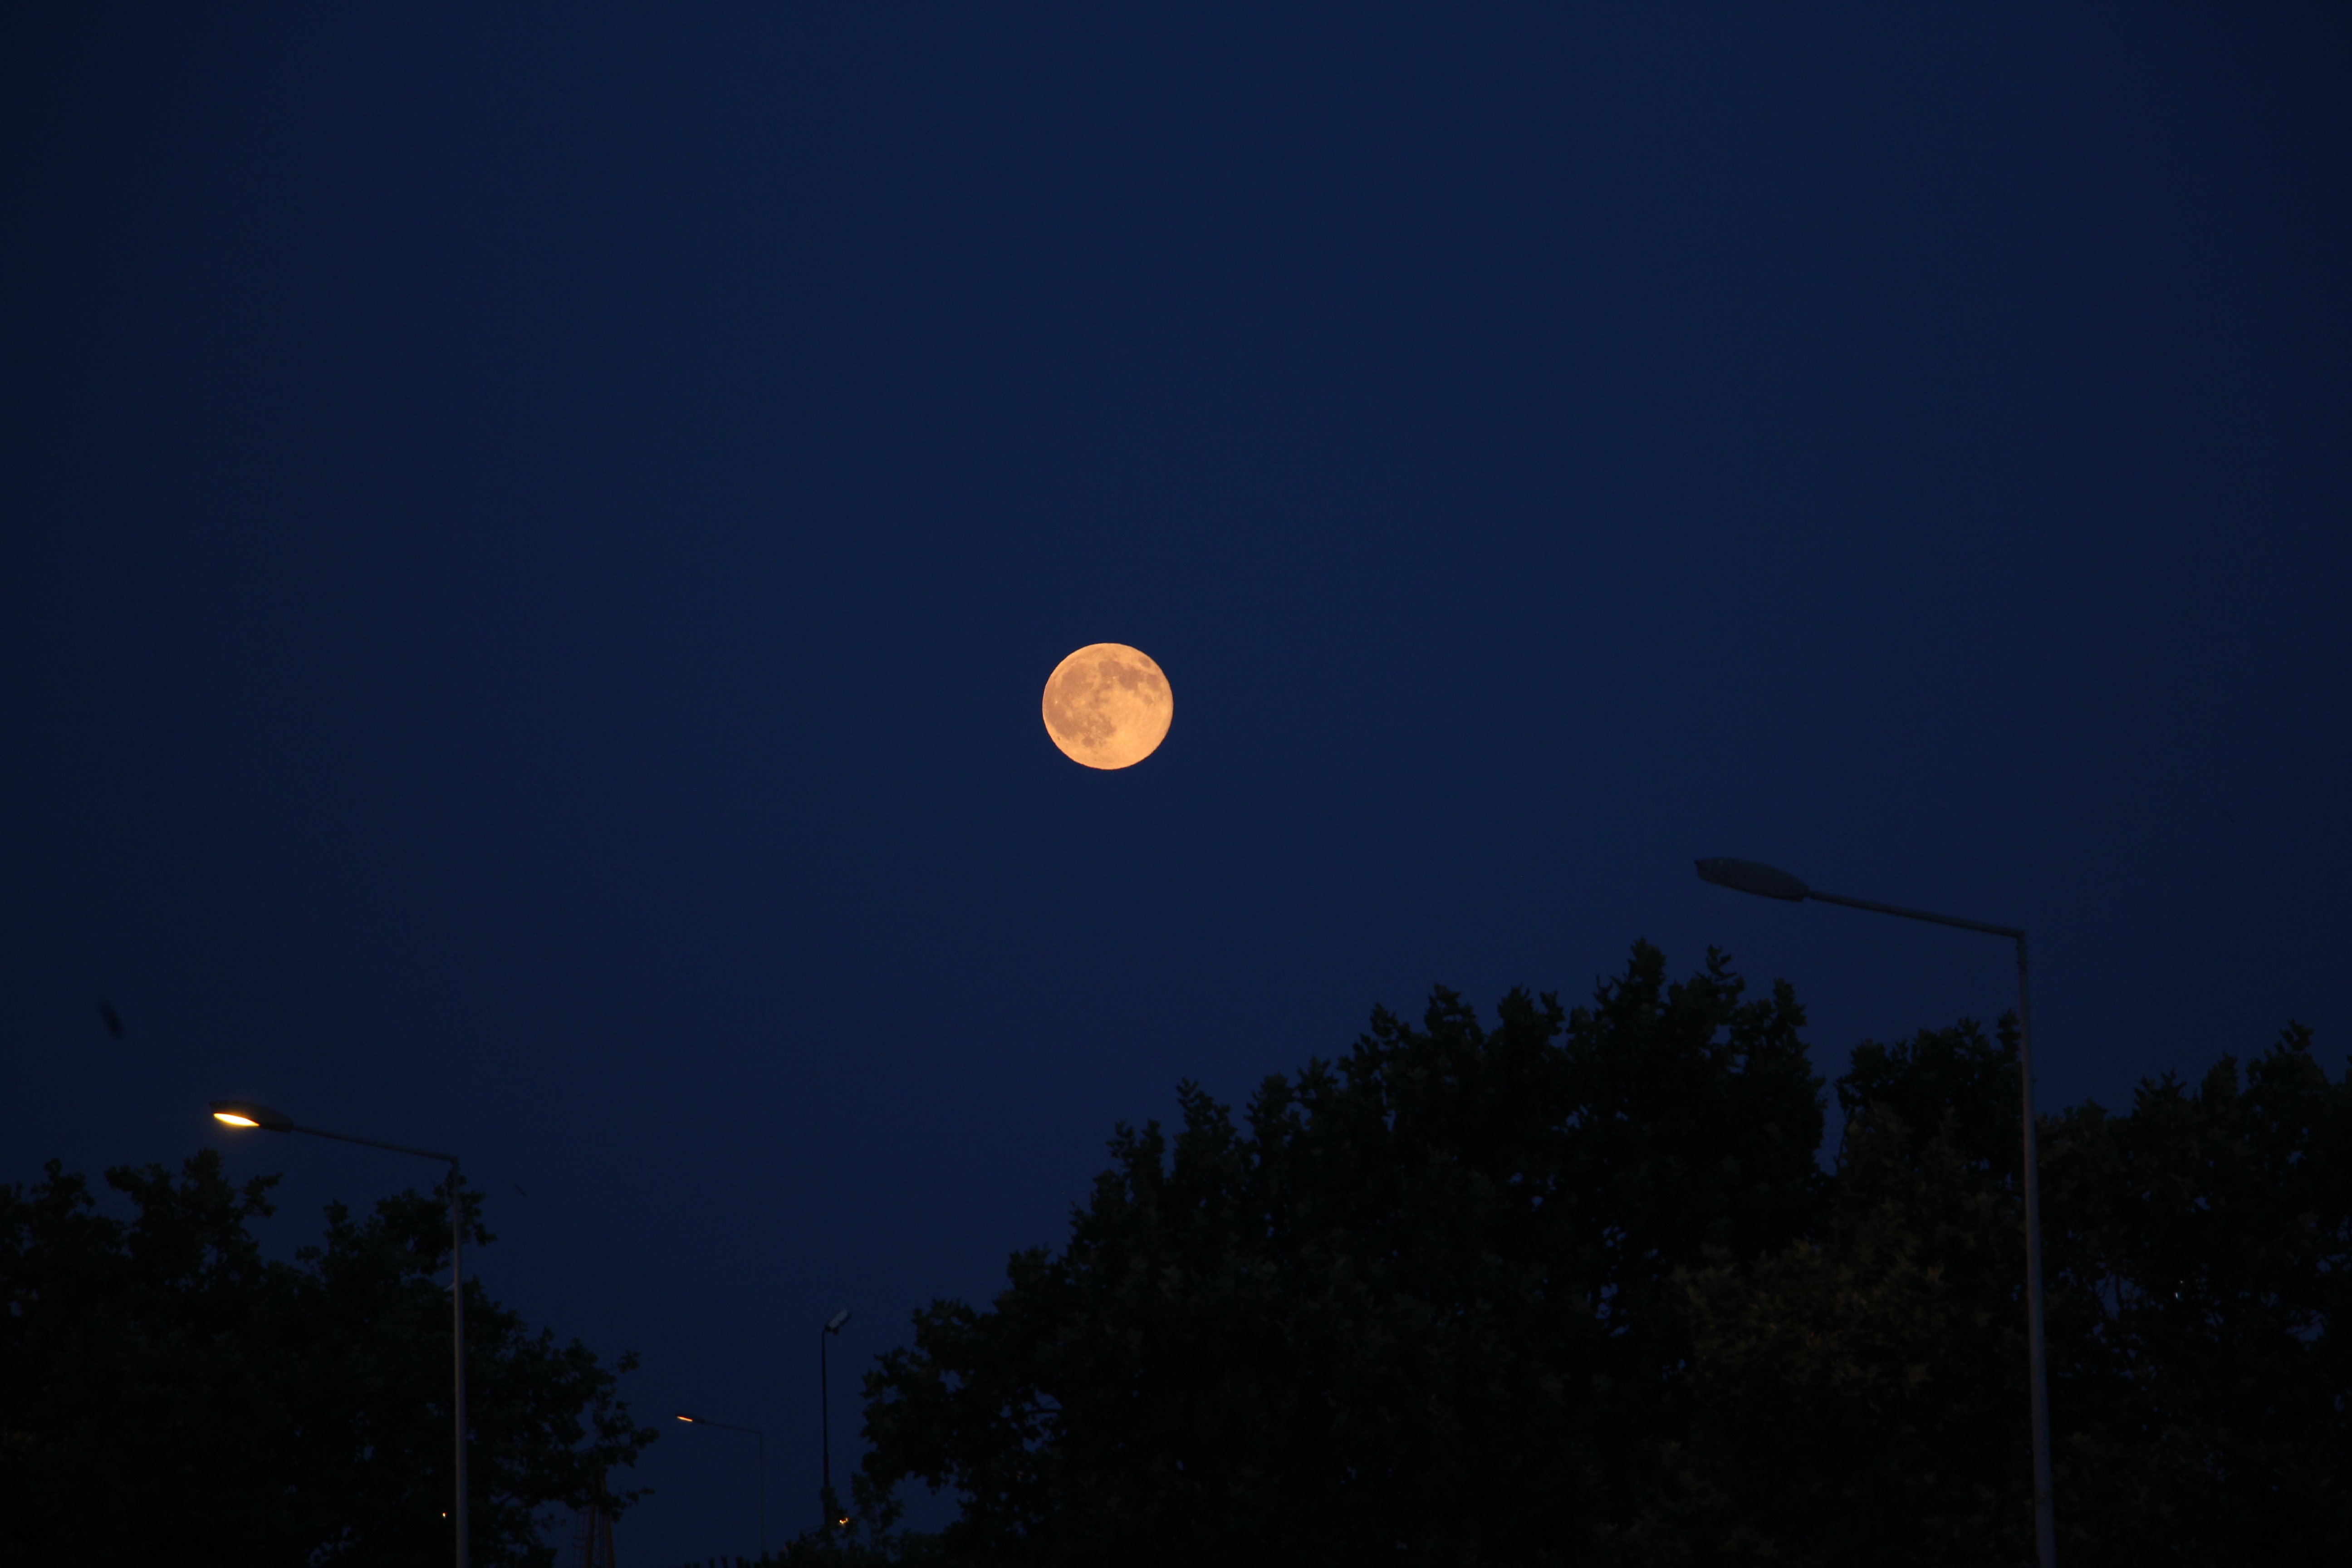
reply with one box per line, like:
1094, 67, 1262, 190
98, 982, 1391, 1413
5, 6, 2347, 1560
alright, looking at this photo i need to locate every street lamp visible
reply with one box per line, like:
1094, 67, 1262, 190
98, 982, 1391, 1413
1692, 858, 2056, 1568
209, 1098, 471, 1568
674, 1413, 766, 1558
820, 1308, 853, 1529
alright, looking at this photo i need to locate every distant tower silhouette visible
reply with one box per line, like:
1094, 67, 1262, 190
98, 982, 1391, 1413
568, 1479, 619, 1568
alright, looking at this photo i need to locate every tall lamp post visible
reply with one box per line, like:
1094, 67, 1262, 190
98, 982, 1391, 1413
210, 1098, 471, 1568
674, 1413, 766, 1558
820, 1308, 852, 1527
1693, 858, 2055, 1568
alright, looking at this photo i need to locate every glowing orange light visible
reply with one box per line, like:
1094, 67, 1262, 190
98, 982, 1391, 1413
213, 1112, 260, 1127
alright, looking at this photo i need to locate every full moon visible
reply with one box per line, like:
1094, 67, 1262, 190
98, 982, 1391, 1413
1041, 643, 1173, 770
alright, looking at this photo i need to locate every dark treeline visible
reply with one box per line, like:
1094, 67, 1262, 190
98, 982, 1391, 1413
851, 944, 2350, 1567
0, 1159, 654, 1566
6, 943, 2346, 1566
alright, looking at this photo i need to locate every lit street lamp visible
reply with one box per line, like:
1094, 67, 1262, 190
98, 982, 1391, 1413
209, 1099, 471, 1568
1693, 858, 2056, 1568
674, 1413, 766, 1558
820, 1308, 852, 1528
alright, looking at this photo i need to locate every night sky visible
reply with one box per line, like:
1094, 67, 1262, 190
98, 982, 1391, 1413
5, 7, 2348, 1561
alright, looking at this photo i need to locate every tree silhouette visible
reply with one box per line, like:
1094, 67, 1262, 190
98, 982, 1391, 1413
0, 1152, 656, 1566
856, 944, 2351, 1566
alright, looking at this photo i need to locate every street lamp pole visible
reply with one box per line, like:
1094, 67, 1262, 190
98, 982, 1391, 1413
210, 1099, 470, 1568
821, 1308, 852, 1526
673, 1414, 766, 1558
1692, 859, 2056, 1568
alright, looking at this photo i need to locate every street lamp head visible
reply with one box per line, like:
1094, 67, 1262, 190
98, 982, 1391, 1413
1695, 858, 1810, 902
825, 1308, 852, 1334
674, 1413, 698, 1423
210, 1099, 295, 1132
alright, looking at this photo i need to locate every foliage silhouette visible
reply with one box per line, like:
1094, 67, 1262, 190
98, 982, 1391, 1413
0, 1152, 657, 1566
856, 943, 2351, 1566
